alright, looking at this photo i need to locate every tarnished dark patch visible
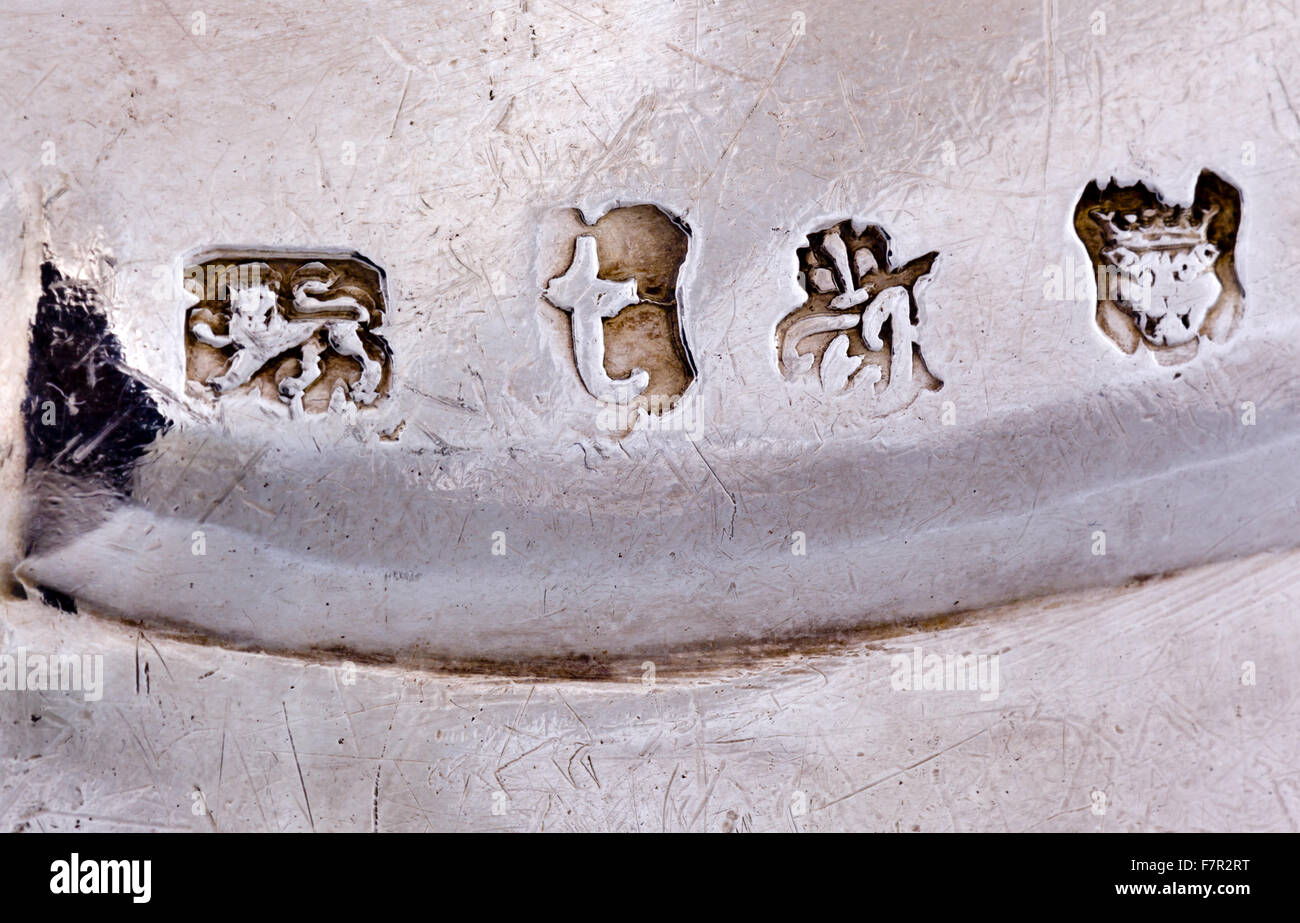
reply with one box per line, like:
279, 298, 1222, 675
21, 261, 171, 561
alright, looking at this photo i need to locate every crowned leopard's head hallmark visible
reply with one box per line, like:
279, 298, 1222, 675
776, 219, 943, 413
540, 204, 696, 424
183, 251, 392, 415
1073, 170, 1243, 365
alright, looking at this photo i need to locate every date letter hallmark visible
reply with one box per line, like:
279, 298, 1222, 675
541, 204, 696, 418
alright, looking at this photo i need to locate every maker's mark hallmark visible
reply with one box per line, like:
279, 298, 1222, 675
777, 220, 943, 410
184, 252, 392, 414
1073, 169, 1243, 365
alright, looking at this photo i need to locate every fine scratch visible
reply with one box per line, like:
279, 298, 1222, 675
697, 32, 800, 193
282, 701, 315, 832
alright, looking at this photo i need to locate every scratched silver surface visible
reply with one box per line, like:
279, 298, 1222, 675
1, 1, 1300, 831
5, 0, 1300, 663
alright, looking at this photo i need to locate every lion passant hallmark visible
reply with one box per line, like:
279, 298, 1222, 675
183, 251, 392, 414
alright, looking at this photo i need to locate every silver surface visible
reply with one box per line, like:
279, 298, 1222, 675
2, 0, 1300, 836
3, 1, 1299, 664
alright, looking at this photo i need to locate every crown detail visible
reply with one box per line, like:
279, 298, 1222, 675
1090, 205, 1218, 250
